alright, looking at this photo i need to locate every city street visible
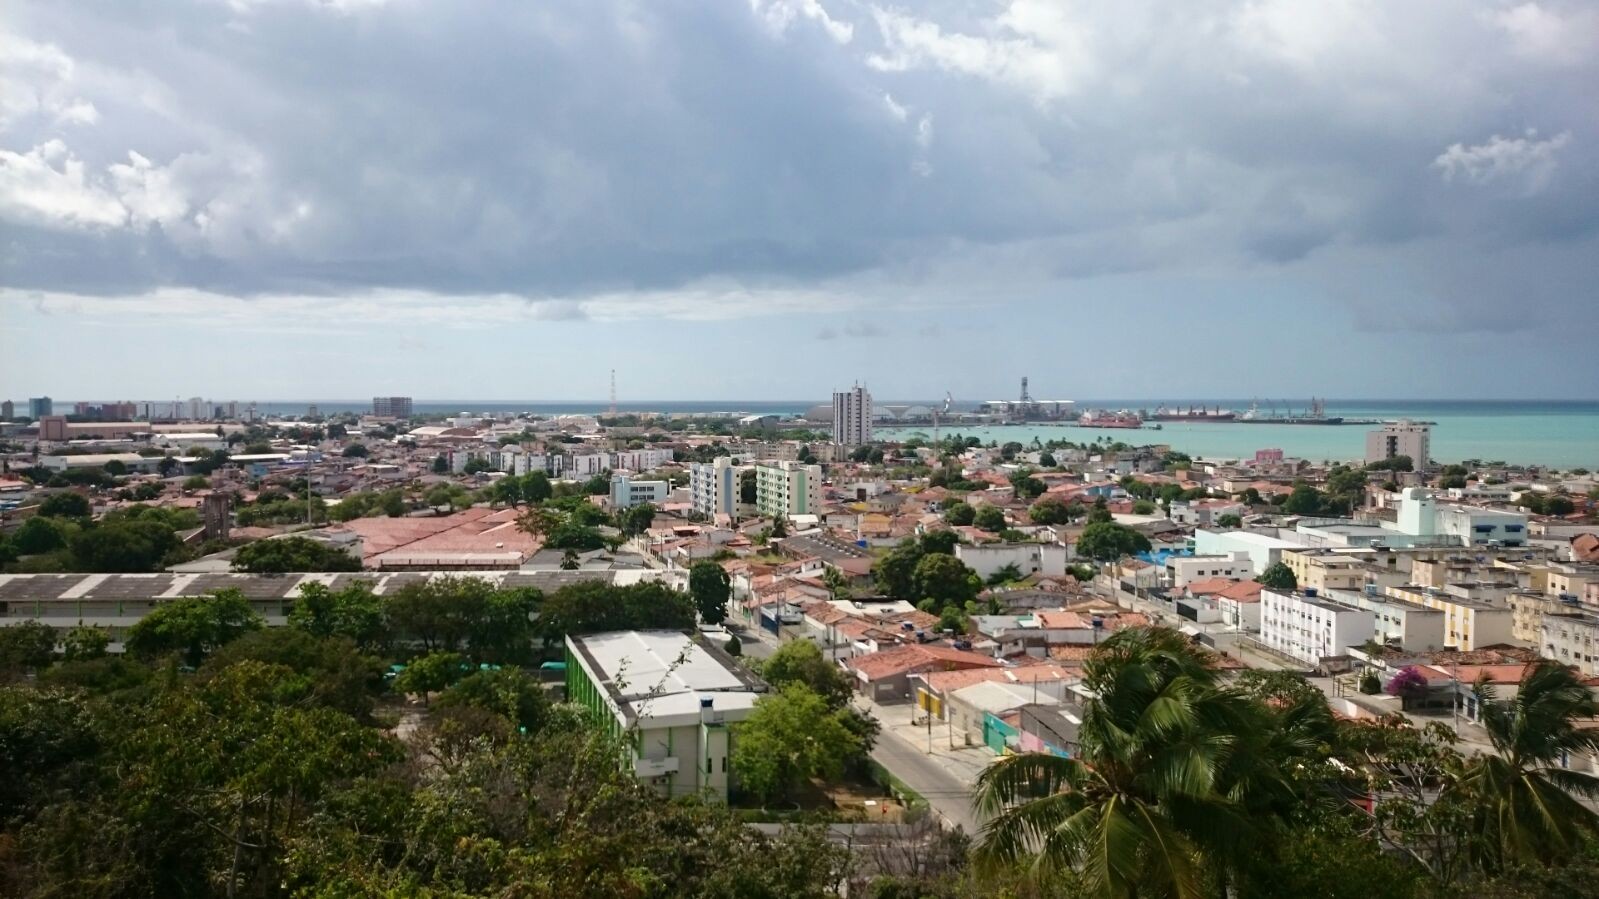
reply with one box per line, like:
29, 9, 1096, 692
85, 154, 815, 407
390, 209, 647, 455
867, 715, 985, 835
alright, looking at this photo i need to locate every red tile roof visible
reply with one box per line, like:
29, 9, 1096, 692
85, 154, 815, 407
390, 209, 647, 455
845, 645, 1003, 680
1574, 534, 1599, 563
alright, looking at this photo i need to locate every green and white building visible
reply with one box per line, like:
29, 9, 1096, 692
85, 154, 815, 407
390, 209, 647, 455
755, 460, 822, 521
565, 630, 765, 801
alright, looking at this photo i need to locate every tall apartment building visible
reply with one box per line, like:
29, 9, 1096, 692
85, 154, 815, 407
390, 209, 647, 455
690, 456, 740, 520
832, 384, 872, 447
1365, 420, 1430, 467
1259, 587, 1375, 668
372, 396, 414, 418
0, 400, 12, 420
755, 461, 822, 520
28, 397, 52, 418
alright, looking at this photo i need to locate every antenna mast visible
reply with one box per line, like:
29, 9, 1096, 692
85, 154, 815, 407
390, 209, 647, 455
609, 369, 617, 416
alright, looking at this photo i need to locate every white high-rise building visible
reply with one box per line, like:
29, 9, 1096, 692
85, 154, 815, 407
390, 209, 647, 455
832, 384, 872, 447
690, 456, 740, 520
1365, 420, 1430, 467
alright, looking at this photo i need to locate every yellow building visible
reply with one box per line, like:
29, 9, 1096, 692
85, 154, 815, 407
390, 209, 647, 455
1385, 585, 1516, 651
1282, 548, 1368, 593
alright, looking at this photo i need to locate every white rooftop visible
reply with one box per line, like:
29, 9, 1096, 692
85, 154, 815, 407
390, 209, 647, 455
575, 630, 749, 701
571, 630, 762, 727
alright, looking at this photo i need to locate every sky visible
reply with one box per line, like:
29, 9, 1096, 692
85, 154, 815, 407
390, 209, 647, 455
1, 0, 1597, 403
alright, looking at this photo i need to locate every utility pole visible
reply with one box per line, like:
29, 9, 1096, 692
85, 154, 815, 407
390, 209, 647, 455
1452, 656, 1461, 734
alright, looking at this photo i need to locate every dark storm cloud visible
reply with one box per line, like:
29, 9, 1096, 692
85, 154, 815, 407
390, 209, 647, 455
1, 0, 1596, 334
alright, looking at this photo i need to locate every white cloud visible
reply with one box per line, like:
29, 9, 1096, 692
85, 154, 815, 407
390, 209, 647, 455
1228, 0, 1380, 69
748, 0, 853, 45
1486, 3, 1599, 66
881, 92, 908, 123
866, 2, 1094, 103
0, 141, 128, 229
0, 32, 100, 129
2, 280, 862, 332
108, 151, 191, 229
1433, 130, 1571, 192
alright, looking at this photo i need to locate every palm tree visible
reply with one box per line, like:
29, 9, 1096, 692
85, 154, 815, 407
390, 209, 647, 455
974, 628, 1284, 897
1454, 660, 1599, 871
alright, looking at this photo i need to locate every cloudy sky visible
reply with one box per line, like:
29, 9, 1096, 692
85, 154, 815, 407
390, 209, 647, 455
2, 0, 1596, 403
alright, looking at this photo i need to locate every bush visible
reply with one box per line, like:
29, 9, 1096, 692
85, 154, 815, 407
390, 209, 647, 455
37, 493, 91, 519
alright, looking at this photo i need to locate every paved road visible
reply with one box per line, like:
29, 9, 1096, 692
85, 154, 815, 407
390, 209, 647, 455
870, 718, 984, 835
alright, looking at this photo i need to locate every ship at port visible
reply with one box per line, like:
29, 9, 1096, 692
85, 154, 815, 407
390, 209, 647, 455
1237, 398, 1345, 425
1078, 409, 1144, 429
1148, 404, 1236, 422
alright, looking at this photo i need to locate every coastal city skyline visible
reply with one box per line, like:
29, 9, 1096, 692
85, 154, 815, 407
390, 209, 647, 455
4, 3, 1599, 896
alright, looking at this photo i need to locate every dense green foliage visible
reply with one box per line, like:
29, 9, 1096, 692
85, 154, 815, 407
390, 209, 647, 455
734, 684, 864, 806
1074, 521, 1151, 561
970, 629, 1599, 899
689, 561, 732, 625
0, 638, 850, 897
1258, 561, 1298, 590
233, 536, 362, 573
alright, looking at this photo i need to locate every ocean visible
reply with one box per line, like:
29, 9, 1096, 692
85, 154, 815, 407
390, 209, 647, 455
76, 398, 1599, 469
877, 400, 1599, 470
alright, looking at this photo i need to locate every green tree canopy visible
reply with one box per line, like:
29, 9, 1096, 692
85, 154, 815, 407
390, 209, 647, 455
1074, 521, 1151, 561
0, 621, 57, 677
1028, 496, 1081, 526
393, 651, 467, 704
36, 492, 91, 519
12, 516, 68, 555
1258, 561, 1298, 591
943, 501, 976, 526
288, 580, 386, 651
535, 579, 694, 641
233, 536, 362, 573
124, 589, 264, 667
912, 552, 981, 609
68, 518, 182, 572
436, 667, 552, 733
758, 639, 852, 709
689, 561, 732, 625
732, 684, 864, 806
60, 626, 109, 662
973, 505, 1007, 532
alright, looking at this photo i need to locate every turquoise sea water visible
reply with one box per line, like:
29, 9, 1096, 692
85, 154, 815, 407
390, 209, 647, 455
876, 401, 1599, 470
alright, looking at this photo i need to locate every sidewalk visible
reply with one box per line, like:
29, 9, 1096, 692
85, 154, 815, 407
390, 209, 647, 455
860, 697, 998, 788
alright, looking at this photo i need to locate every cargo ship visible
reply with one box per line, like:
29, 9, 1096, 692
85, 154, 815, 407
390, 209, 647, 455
1078, 409, 1144, 429
1148, 404, 1236, 422
1237, 398, 1344, 425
